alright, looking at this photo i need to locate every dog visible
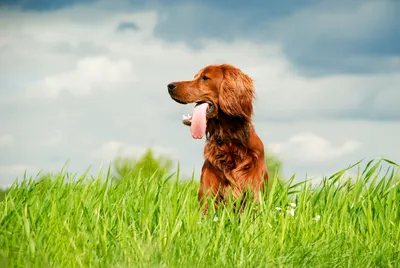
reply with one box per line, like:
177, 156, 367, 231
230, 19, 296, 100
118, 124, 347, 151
168, 64, 268, 213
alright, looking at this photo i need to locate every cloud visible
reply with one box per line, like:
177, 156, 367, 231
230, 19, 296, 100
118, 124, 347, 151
41, 130, 65, 147
0, 164, 41, 186
0, 134, 14, 148
1, 0, 97, 11
51, 41, 109, 57
151, 0, 400, 76
26, 56, 135, 98
268, 133, 362, 163
92, 140, 176, 162
0, 3, 399, 186
3, 0, 399, 76
268, 0, 400, 76
117, 21, 139, 32
253, 70, 400, 121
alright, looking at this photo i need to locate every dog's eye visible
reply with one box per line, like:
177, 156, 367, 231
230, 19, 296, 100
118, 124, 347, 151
202, 75, 210, 81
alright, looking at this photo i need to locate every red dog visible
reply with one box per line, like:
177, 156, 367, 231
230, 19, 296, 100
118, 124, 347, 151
168, 64, 268, 212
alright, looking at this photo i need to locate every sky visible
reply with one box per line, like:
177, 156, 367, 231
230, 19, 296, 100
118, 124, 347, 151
0, 0, 399, 187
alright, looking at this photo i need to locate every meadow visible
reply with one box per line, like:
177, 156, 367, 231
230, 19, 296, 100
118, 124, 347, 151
0, 154, 399, 267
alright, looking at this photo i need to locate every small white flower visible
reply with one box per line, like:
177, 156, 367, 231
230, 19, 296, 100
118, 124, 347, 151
287, 208, 295, 217
267, 223, 272, 228
314, 215, 321, 222
289, 203, 297, 208
213, 216, 219, 222
275, 207, 282, 211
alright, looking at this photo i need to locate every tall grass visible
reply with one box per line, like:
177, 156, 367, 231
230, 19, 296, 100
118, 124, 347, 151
0, 159, 399, 267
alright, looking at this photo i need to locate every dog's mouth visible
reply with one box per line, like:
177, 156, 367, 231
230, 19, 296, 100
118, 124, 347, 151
182, 101, 214, 125
181, 101, 214, 139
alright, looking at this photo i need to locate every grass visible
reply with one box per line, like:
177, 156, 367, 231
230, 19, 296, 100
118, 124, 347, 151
0, 159, 399, 267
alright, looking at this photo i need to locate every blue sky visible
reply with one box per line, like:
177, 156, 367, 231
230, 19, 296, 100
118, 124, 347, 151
0, 0, 399, 186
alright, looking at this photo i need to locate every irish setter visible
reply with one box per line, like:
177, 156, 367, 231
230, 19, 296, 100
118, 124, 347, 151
167, 64, 268, 213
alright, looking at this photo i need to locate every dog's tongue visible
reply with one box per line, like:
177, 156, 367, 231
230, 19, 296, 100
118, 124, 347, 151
190, 103, 209, 139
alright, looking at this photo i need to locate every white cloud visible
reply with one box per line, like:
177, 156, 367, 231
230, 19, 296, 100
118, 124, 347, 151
92, 140, 175, 163
374, 88, 400, 111
41, 130, 64, 147
253, 69, 400, 120
26, 56, 135, 98
0, 164, 41, 184
268, 132, 362, 163
0, 134, 14, 148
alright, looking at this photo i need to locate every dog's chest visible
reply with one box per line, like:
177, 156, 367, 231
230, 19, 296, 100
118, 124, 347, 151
204, 141, 248, 172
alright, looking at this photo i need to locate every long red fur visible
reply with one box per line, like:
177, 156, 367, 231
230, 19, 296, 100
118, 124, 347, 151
168, 64, 268, 213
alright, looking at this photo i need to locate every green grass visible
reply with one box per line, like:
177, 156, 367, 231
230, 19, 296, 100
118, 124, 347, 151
0, 159, 399, 267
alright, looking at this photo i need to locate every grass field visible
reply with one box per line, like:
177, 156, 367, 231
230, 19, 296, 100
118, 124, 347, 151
0, 158, 399, 267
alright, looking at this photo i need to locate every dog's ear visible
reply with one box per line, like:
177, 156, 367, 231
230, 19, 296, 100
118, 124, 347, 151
219, 65, 254, 121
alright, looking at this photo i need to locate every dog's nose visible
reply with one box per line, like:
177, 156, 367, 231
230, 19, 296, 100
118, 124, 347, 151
167, 83, 176, 93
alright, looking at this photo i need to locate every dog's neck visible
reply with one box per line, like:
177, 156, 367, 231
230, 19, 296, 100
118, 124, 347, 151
206, 113, 252, 146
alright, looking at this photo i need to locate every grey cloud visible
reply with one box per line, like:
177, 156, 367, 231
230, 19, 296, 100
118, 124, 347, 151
1, 0, 97, 11
117, 21, 140, 31
4, 0, 399, 76
267, 1, 400, 76
152, 0, 400, 76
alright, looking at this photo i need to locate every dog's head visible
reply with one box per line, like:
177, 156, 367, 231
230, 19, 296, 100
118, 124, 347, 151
168, 64, 255, 136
